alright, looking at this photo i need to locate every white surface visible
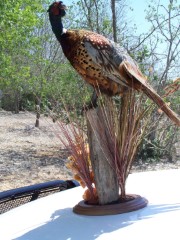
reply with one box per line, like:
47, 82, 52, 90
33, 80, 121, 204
0, 169, 180, 240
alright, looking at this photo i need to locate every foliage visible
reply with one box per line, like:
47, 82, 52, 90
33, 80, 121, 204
0, 1, 92, 113
137, 120, 179, 162
145, 0, 180, 86
136, 78, 180, 162
0, 0, 44, 112
128, 0, 180, 162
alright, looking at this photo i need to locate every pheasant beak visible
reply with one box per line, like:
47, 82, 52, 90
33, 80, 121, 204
58, 2, 67, 10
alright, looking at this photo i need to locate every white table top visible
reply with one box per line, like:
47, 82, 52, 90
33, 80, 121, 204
0, 169, 180, 240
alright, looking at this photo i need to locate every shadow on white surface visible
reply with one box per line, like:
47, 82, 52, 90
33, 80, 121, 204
13, 203, 180, 240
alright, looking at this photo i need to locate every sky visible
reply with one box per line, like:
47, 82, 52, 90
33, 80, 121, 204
129, 0, 150, 33
129, 0, 170, 34
61, 0, 170, 34
60, 0, 149, 33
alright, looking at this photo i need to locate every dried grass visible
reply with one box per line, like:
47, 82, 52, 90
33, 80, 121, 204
86, 91, 153, 199
54, 119, 97, 202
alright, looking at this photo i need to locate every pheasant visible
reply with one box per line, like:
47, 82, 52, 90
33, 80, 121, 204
48, 1, 180, 126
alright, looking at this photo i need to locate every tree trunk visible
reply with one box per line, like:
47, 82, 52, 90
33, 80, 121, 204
111, 0, 117, 42
35, 97, 41, 128
86, 108, 119, 205
14, 91, 20, 114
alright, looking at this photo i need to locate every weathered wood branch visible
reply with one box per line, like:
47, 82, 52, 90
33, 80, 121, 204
86, 108, 119, 205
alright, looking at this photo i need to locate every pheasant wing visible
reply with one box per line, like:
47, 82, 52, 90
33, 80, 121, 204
84, 33, 180, 126
84, 33, 146, 89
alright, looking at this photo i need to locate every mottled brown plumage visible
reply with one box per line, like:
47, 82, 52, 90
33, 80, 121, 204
60, 30, 125, 96
48, 2, 180, 126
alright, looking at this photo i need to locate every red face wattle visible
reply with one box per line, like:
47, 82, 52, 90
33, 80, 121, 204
51, 3, 60, 15
48, 1, 67, 17
48, 2, 67, 16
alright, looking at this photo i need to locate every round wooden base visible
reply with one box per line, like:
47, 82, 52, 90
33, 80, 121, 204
73, 194, 148, 216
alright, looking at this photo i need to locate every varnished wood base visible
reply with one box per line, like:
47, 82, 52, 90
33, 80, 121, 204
73, 194, 148, 216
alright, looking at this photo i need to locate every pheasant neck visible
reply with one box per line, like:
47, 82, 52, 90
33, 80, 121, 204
49, 15, 64, 40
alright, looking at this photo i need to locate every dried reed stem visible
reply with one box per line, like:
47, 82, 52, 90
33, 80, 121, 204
86, 91, 153, 199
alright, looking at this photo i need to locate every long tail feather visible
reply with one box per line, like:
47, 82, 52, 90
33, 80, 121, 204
121, 61, 180, 127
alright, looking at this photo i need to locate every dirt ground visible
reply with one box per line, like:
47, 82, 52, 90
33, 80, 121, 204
0, 110, 180, 192
0, 110, 73, 191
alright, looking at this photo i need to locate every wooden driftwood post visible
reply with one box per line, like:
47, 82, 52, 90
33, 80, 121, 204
86, 108, 119, 205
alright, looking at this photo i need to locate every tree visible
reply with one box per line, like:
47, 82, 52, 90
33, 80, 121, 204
73, 0, 111, 34
129, 0, 179, 87
131, 0, 180, 161
146, 0, 180, 89
0, 0, 44, 112
111, 0, 117, 42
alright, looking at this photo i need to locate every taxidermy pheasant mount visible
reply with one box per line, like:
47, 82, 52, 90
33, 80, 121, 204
48, 1, 180, 126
